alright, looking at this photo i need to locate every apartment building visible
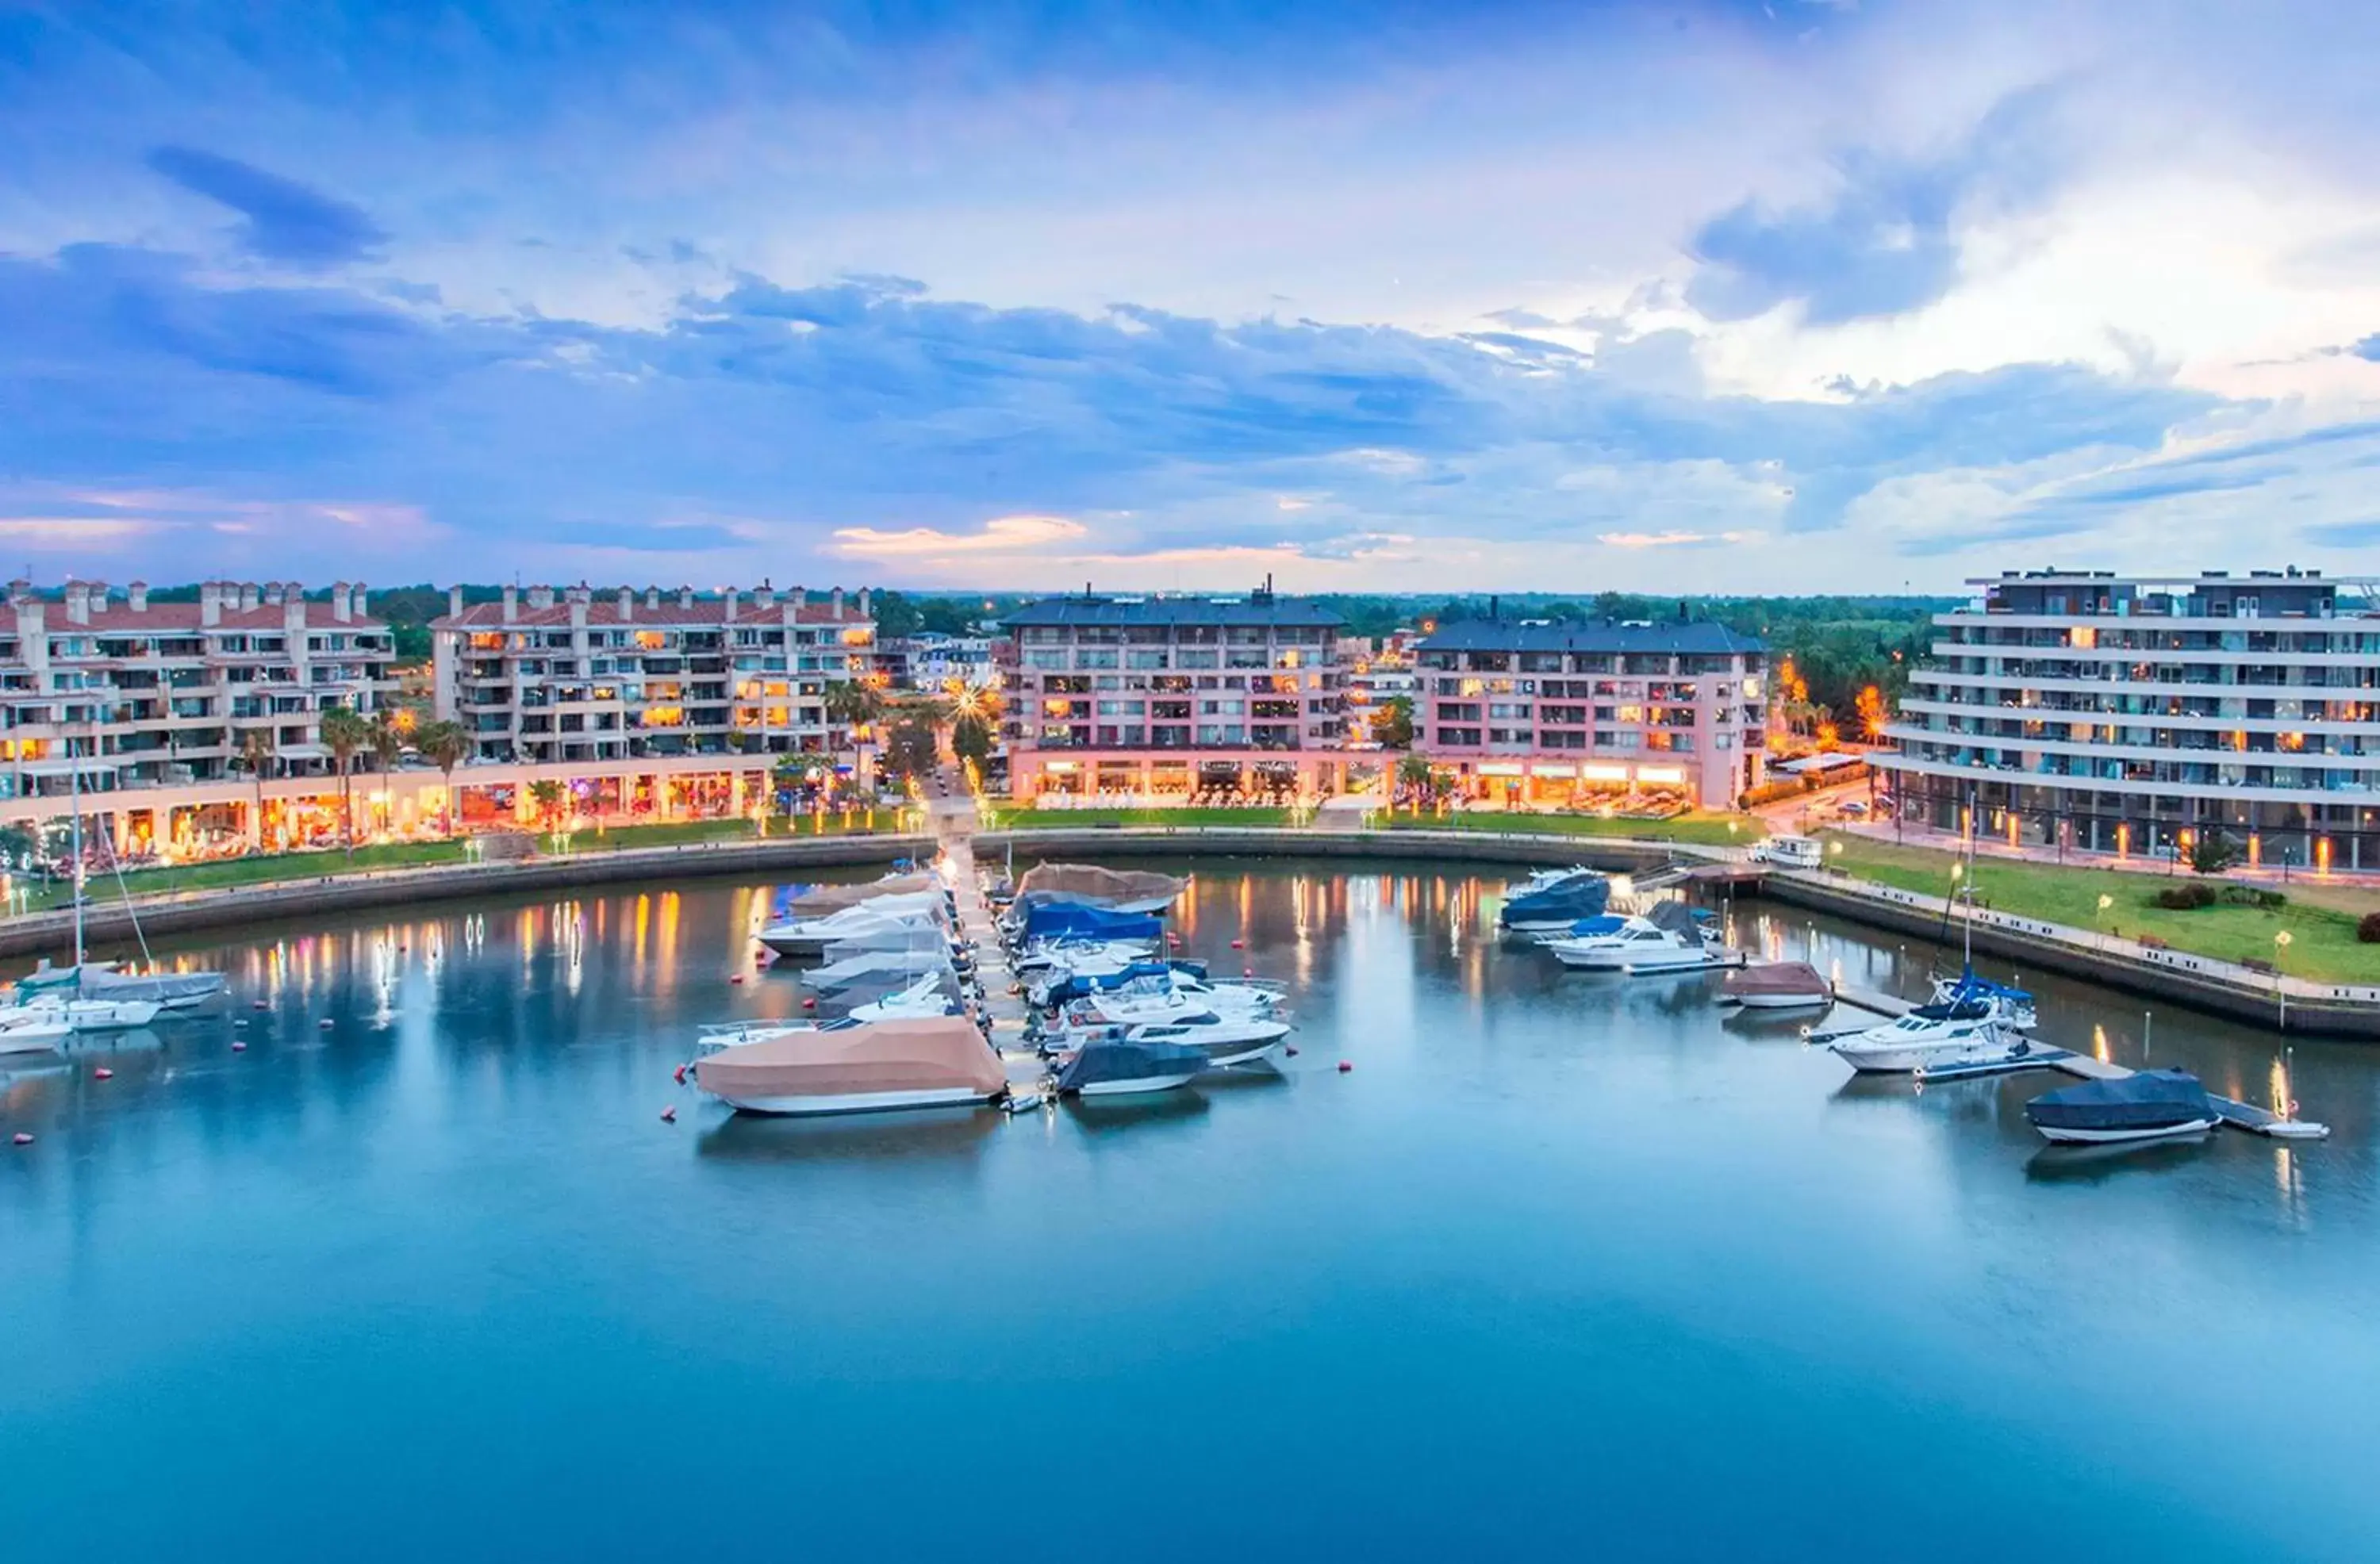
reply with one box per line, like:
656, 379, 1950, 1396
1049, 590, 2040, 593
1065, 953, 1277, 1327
1340, 632, 1418, 749
1877, 568, 2380, 868
998, 587, 1353, 801
0, 578, 393, 822
428, 584, 877, 765
1413, 617, 1771, 808
882, 632, 999, 692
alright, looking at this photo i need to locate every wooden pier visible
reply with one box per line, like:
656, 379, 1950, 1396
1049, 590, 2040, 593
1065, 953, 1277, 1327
929, 798, 1043, 1079
1825, 983, 2323, 1137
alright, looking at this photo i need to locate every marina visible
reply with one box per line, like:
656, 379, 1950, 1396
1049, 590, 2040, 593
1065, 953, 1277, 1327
3, 859, 2373, 1559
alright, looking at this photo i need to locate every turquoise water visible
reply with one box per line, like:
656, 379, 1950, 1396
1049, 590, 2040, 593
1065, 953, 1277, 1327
3, 864, 2375, 1562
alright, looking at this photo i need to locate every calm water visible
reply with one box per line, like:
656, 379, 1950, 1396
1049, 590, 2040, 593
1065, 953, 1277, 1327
4, 862, 2376, 1562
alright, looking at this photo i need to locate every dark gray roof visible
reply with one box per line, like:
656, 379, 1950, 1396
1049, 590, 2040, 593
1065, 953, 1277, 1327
1416, 618, 1766, 655
1002, 594, 1345, 629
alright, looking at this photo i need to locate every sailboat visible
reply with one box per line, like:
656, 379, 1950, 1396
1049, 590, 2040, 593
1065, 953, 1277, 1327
2, 751, 218, 1037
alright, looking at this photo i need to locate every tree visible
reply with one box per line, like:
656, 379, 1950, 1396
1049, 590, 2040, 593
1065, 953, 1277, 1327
1370, 694, 1414, 749
370, 708, 405, 776
1396, 752, 1445, 811
317, 707, 370, 857
950, 712, 994, 770
1853, 684, 1889, 744
883, 718, 941, 782
416, 719, 470, 836
235, 726, 276, 851
528, 779, 565, 830
822, 678, 886, 788
2190, 829, 2241, 876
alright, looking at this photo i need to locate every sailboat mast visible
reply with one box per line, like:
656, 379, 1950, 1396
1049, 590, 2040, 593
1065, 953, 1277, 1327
69, 743, 85, 968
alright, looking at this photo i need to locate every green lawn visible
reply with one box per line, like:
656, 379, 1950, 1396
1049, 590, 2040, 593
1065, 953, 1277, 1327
1818, 831, 2380, 984
1379, 809, 1768, 847
989, 807, 1296, 830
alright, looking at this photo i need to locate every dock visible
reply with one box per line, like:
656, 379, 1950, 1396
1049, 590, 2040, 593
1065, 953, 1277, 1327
1824, 983, 2325, 1137
929, 796, 1044, 1082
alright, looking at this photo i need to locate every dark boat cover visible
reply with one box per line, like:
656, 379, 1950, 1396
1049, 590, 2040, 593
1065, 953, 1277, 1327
1499, 872, 1609, 928
1040, 961, 1176, 1002
1021, 903, 1164, 941
2025, 1069, 2213, 1133
1055, 1038, 1209, 1092
1646, 900, 1702, 937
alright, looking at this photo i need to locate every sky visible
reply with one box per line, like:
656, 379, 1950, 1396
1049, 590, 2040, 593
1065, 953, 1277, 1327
2, 0, 2378, 596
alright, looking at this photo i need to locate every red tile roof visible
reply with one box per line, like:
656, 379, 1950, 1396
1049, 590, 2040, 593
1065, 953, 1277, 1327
431, 599, 869, 631
15, 602, 387, 633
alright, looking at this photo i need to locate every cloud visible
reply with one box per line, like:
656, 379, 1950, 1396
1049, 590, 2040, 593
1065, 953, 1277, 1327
2350, 333, 2380, 362
145, 146, 388, 268
1686, 85, 2067, 325
831, 515, 1089, 557
0, 516, 158, 546
1596, 530, 1754, 549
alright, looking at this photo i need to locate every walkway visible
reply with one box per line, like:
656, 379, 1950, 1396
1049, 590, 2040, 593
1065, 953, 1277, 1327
923, 775, 1037, 1067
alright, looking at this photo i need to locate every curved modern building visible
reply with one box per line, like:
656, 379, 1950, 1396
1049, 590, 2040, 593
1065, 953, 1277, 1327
1875, 569, 2380, 869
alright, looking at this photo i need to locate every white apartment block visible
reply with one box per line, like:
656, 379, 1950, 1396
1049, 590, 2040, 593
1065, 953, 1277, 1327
428, 584, 877, 765
1878, 568, 2380, 868
0, 579, 393, 814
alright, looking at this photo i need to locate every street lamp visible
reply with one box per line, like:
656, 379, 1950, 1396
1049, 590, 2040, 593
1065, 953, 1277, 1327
2095, 891, 2113, 948
2274, 930, 2294, 1028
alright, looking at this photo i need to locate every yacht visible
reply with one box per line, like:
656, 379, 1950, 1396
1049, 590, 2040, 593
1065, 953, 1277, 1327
1052, 1037, 1209, 1098
758, 894, 947, 958
694, 1016, 1007, 1116
1544, 904, 1718, 972
1929, 968, 2037, 1032
1826, 1008, 2011, 1074
0, 995, 164, 1045
1064, 1011, 1292, 1069
846, 973, 962, 1023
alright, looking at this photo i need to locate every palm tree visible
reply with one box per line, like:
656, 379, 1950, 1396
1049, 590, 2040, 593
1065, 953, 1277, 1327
317, 706, 370, 857
416, 719, 470, 837
236, 726, 276, 852
1396, 752, 1441, 813
528, 779, 564, 831
822, 679, 885, 792
369, 708, 405, 775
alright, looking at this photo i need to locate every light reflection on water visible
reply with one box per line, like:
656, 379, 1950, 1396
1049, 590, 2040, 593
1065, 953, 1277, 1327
1, 860, 2377, 1562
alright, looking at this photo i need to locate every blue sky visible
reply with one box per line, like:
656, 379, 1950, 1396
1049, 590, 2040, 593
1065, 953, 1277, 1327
3, 0, 2378, 592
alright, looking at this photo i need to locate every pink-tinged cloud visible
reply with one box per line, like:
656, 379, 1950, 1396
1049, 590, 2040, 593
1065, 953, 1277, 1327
831, 514, 1089, 556
1596, 529, 1757, 549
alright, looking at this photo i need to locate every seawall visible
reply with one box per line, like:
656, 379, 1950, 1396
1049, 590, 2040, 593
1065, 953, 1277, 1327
2, 835, 934, 963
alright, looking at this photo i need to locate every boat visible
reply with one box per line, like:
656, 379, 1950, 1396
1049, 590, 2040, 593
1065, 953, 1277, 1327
846, 972, 961, 1023
0, 995, 163, 1039
1009, 937, 1158, 977
2024, 1069, 2221, 1144
1545, 903, 1714, 971
1749, 834, 1823, 870
1721, 962, 1833, 1010
1044, 979, 1284, 1039
1078, 1012, 1292, 1069
778, 872, 939, 918
1052, 1037, 1209, 1097
1015, 864, 1187, 915
1006, 899, 1165, 945
1827, 1008, 2010, 1074
804, 947, 955, 991
1509, 864, 1591, 896
1497, 868, 1610, 934
758, 894, 947, 957
693, 1015, 1006, 1116
15, 959, 226, 1010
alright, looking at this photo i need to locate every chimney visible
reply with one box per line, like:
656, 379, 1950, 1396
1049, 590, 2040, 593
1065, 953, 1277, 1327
791, 586, 807, 615
617, 587, 633, 622
753, 585, 774, 609
351, 582, 367, 620
856, 588, 871, 620
128, 581, 148, 613
678, 585, 694, 611
645, 586, 660, 611
568, 589, 588, 630
241, 582, 261, 611
501, 585, 518, 623
263, 582, 284, 608
63, 581, 88, 626
332, 581, 352, 623
831, 587, 845, 620
724, 588, 743, 620
447, 585, 464, 620
284, 585, 306, 634
201, 583, 222, 627
86, 581, 109, 619
528, 585, 555, 611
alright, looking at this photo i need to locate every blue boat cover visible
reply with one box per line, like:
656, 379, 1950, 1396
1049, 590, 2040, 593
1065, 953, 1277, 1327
1055, 1039, 1209, 1091
1022, 903, 1163, 941
2025, 1069, 2212, 1132
1042, 961, 1177, 1002
1499, 872, 1610, 927
1947, 964, 2034, 1006
1566, 914, 1630, 937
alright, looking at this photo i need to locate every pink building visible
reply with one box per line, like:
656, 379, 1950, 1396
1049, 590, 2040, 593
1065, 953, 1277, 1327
1414, 618, 1772, 808
1000, 587, 1354, 802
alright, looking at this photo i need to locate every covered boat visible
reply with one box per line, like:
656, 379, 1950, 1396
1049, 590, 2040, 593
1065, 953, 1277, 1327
2024, 1069, 2219, 1144
780, 873, 938, 918
1015, 864, 1188, 914
1497, 868, 1610, 933
17, 960, 225, 1010
1018, 903, 1164, 943
694, 1016, 1006, 1116
1054, 1037, 1208, 1097
1722, 961, 1833, 1010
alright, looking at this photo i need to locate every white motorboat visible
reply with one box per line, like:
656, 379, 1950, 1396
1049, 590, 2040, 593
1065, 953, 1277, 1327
814, 920, 961, 957
1081, 1012, 1292, 1069
1052, 1037, 1209, 1097
1928, 968, 2038, 1032
1046, 973, 1281, 1034
1827, 1010, 2010, 1074
1008, 937, 1156, 977
694, 1016, 1006, 1116
1545, 906, 1717, 972
805, 948, 954, 991
758, 894, 948, 957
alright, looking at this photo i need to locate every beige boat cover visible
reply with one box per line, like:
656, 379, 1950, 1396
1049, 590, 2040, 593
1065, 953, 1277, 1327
695, 1016, 1004, 1100
785, 873, 938, 916
1722, 961, 1830, 999
1015, 864, 1188, 905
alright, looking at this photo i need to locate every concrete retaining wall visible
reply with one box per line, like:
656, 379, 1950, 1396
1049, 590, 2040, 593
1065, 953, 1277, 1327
973, 827, 1687, 876
2, 835, 932, 962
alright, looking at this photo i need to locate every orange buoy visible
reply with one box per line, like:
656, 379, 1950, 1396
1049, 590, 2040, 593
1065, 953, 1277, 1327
10, 1133, 31, 1147
1230, 939, 1244, 949
659, 1105, 678, 1124
674, 1064, 689, 1085
801, 996, 817, 1010
730, 974, 745, 985
92, 1067, 114, 1081
1337, 1060, 1353, 1073
1242, 967, 1253, 978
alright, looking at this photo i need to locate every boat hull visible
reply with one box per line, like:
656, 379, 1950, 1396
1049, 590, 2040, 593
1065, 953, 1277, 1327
2035, 1117, 2218, 1145
1074, 1070, 1200, 1097
1832, 1041, 2005, 1074
1733, 991, 1832, 1010
716, 1085, 995, 1117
